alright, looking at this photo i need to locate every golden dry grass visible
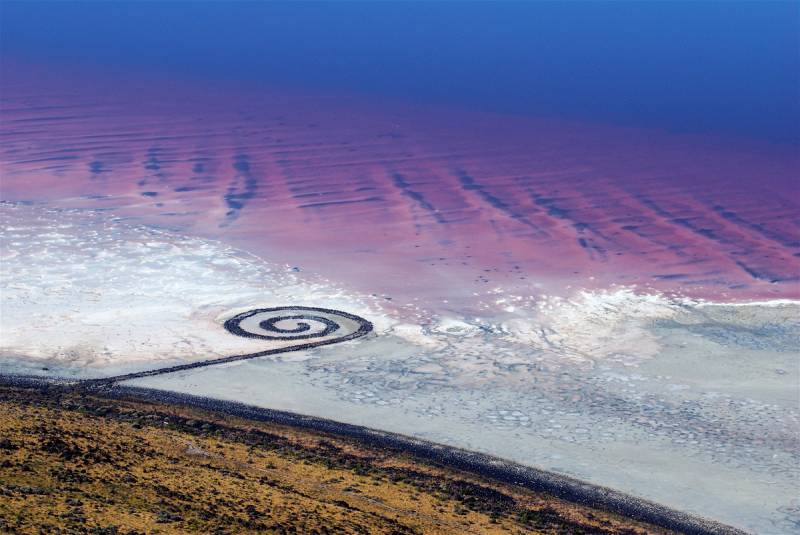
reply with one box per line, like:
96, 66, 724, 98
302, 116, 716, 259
0, 385, 672, 534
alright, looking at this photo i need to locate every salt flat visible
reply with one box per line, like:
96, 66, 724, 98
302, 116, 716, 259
122, 301, 798, 535
0, 203, 390, 377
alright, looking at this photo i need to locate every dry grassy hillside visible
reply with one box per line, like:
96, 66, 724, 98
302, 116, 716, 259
0, 385, 672, 534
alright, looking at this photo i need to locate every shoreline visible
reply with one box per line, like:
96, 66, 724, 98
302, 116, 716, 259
0, 373, 748, 535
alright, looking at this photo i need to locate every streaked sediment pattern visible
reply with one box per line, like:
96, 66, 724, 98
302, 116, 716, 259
1, 67, 798, 311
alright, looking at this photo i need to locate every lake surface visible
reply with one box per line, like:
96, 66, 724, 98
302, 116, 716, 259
1, 3, 798, 533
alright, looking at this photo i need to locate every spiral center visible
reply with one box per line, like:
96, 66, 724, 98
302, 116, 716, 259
258, 315, 339, 336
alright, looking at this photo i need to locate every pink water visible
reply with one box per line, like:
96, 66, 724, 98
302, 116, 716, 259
2, 65, 798, 312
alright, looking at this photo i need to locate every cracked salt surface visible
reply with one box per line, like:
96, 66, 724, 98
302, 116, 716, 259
2, 202, 799, 533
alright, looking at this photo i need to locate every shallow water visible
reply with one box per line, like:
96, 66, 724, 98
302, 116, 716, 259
2, 5, 800, 532
2, 67, 798, 315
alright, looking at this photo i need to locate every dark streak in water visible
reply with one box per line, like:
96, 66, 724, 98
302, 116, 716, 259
89, 160, 105, 178
10, 115, 88, 123
144, 148, 162, 172
527, 189, 608, 260
298, 196, 383, 209
221, 154, 258, 226
174, 186, 204, 192
390, 171, 446, 224
635, 194, 797, 282
653, 273, 690, 280
12, 155, 80, 165
712, 204, 800, 249
637, 195, 731, 246
733, 260, 796, 283
293, 190, 347, 199
456, 170, 545, 237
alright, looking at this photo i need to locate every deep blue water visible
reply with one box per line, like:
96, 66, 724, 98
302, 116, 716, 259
2, 1, 798, 143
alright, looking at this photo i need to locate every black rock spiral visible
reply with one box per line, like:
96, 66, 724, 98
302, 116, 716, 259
82, 306, 373, 386
224, 306, 371, 341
